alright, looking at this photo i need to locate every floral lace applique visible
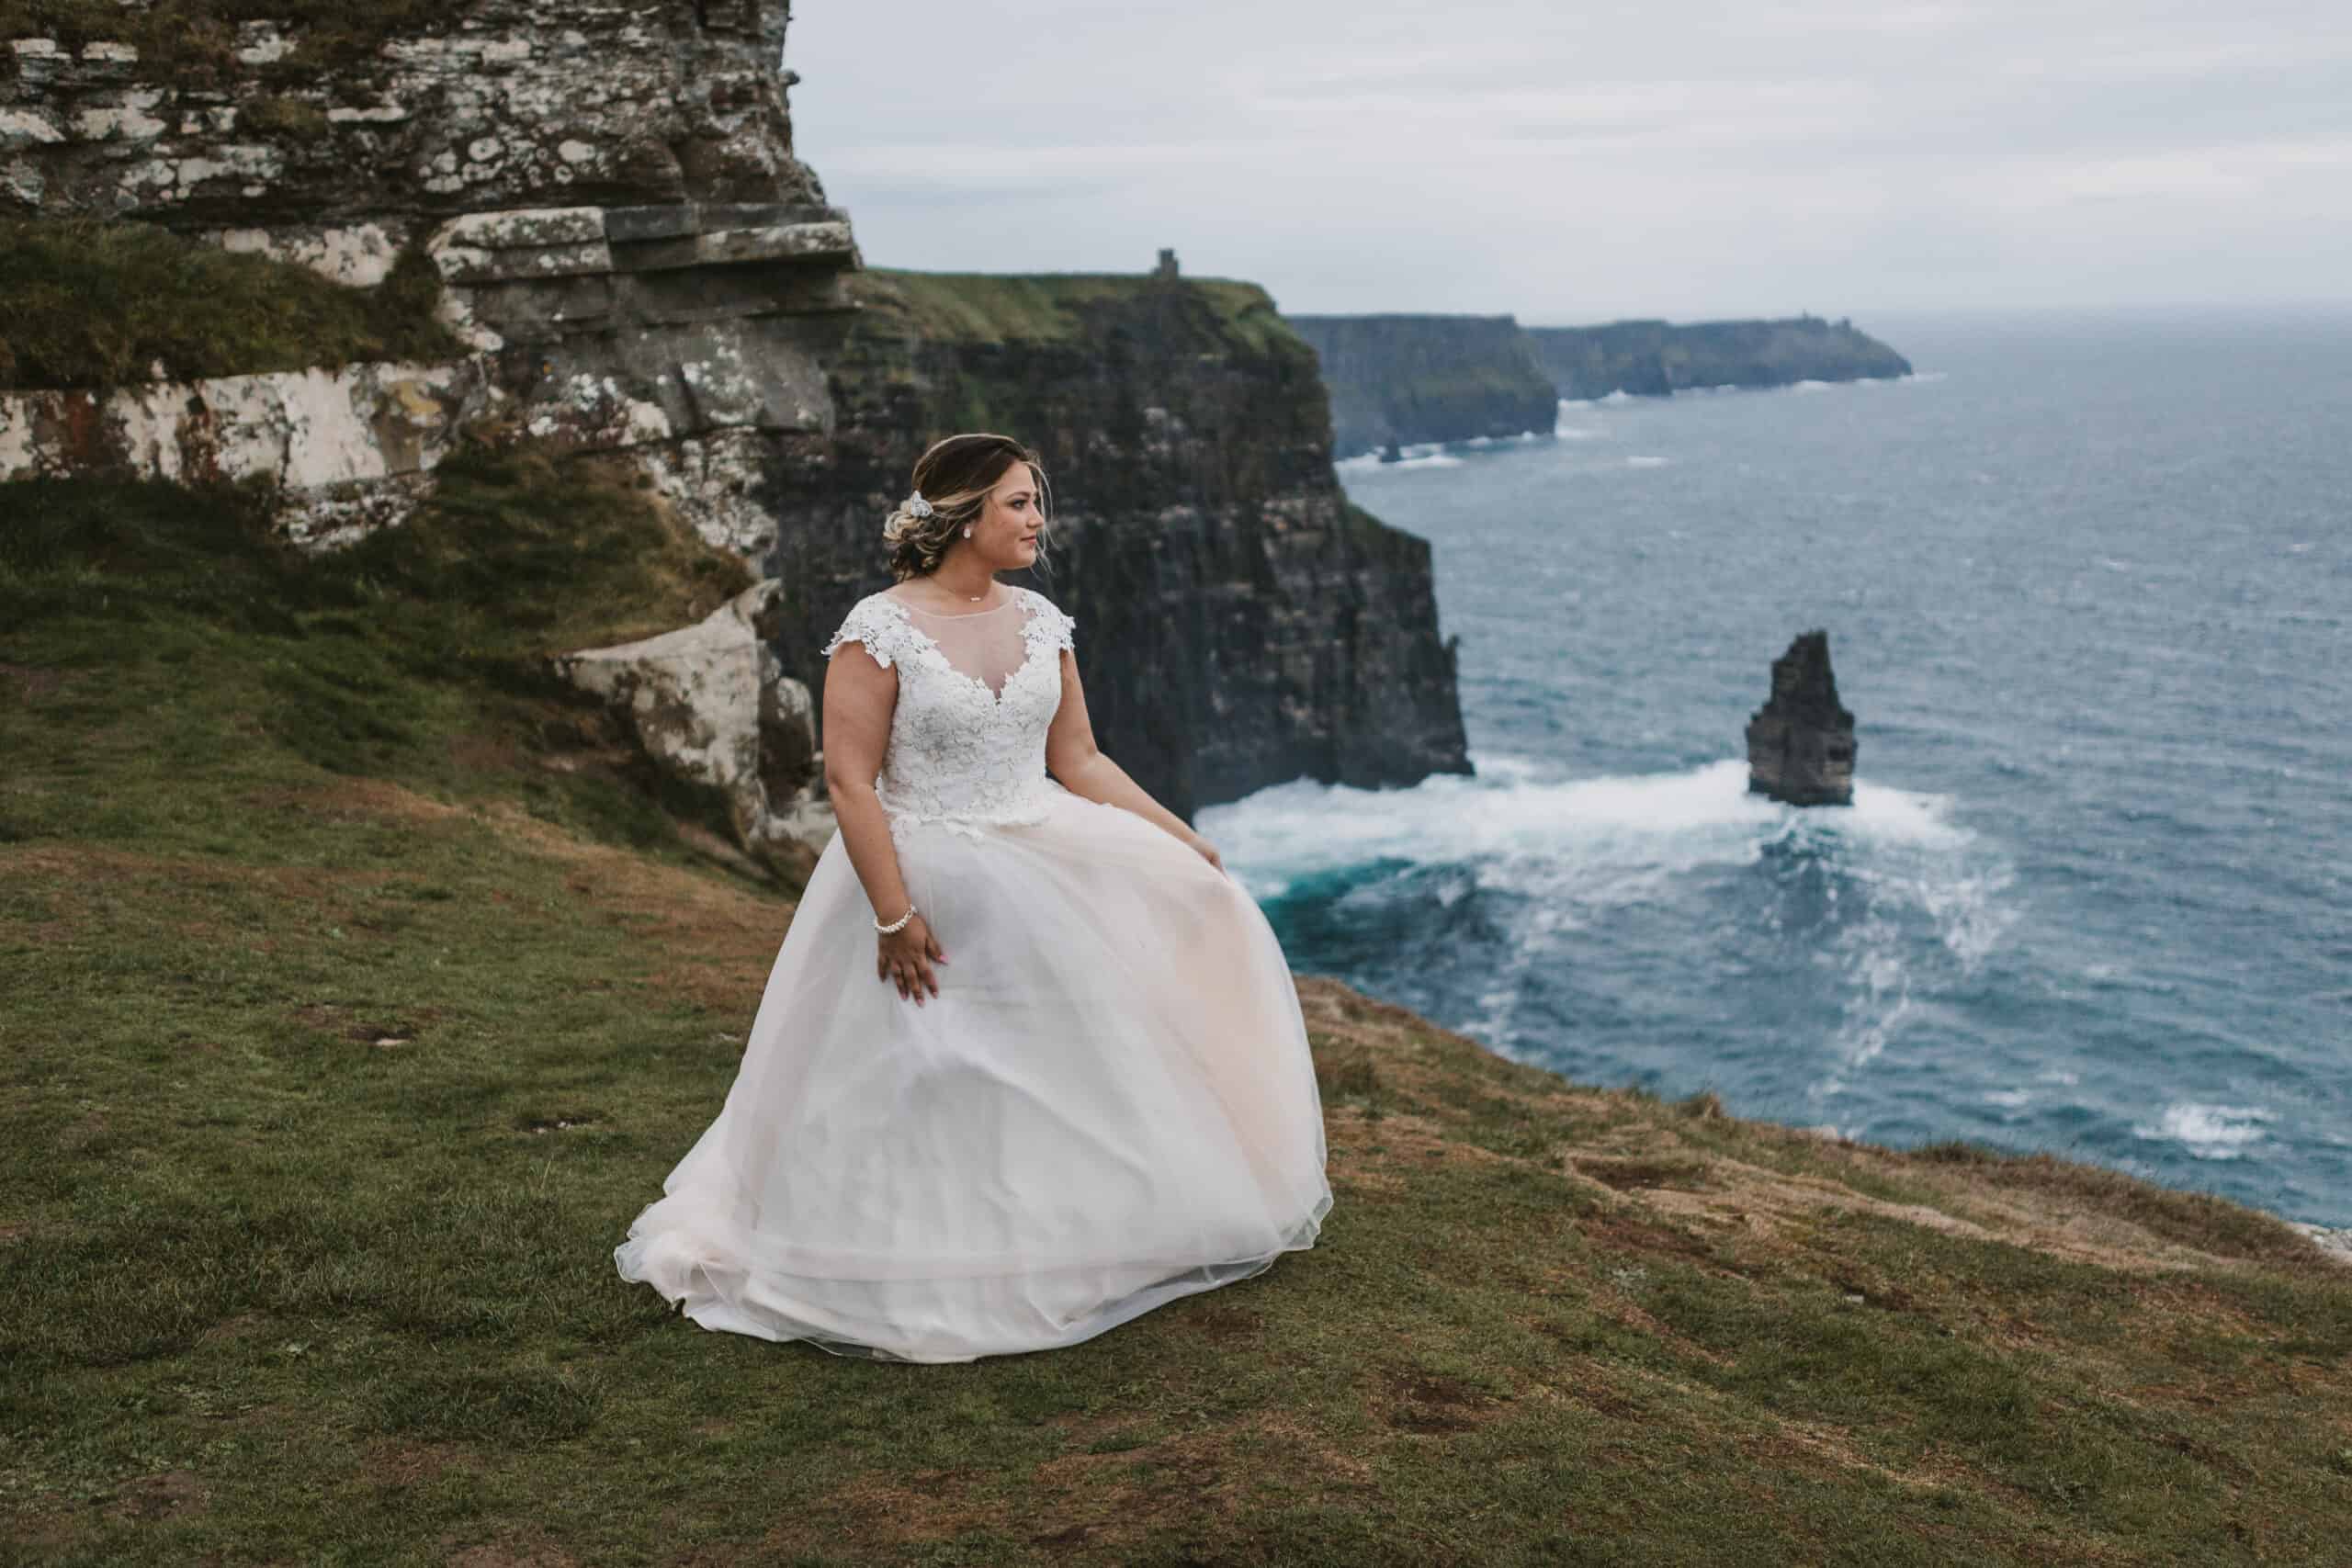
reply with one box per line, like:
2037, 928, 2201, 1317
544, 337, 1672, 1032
822, 587, 1079, 846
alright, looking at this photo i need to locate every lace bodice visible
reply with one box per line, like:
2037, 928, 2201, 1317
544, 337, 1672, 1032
821, 585, 1079, 842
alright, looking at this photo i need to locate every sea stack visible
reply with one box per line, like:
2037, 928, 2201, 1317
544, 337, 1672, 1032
1746, 631, 1856, 806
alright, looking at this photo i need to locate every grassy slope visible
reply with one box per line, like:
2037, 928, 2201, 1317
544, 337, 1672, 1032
0, 218, 463, 390
3, 471, 2351, 1567
850, 267, 1305, 358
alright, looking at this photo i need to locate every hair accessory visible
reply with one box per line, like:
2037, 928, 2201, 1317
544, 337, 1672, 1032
906, 491, 933, 519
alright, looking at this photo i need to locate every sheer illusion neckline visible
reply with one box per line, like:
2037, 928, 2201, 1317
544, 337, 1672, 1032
876, 589, 1042, 705
885, 589, 1020, 619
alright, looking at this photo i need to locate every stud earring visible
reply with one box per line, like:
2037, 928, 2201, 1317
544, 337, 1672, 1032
962, 525, 972, 537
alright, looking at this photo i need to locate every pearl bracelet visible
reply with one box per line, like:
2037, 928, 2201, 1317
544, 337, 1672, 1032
875, 903, 916, 935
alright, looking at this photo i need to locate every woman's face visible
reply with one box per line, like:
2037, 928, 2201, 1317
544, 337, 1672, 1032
970, 464, 1044, 570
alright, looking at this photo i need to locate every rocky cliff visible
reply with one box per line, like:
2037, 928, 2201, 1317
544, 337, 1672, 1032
1280, 312, 1559, 461
1280, 310, 1911, 454
1528, 314, 1913, 400
0, 0, 1470, 830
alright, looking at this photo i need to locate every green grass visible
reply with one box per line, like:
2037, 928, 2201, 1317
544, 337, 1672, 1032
3, 467, 2349, 1563
0, 217, 463, 390
853, 267, 1306, 357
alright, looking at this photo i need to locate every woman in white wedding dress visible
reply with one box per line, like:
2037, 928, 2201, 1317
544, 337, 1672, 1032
614, 433, 1334, 1363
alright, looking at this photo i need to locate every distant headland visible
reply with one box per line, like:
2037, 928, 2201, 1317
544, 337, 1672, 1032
1283, 310, 1914, 459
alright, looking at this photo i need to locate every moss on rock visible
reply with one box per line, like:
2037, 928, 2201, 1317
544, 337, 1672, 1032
0, 216, 464, 390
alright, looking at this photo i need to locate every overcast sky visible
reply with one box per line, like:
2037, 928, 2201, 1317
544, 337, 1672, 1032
785, 2, 2349, 322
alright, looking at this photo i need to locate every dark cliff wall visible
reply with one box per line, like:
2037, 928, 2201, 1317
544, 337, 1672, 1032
1280, 313, 1559, 460
1527, 316, 1913, 399
773, 271, 1475, 820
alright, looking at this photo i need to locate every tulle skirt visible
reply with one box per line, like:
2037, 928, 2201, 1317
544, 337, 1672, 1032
613, 783, 1334, 1363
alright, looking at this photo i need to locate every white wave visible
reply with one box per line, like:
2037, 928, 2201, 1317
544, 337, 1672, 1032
1792, 378, 1833, 393
1204, 756, 1770, 900
1205, 756, 1984, 897
1839, 779, 1973, 850
1984, 1088, 2034, 1109
1555, 423, 1605, 441
1208, 755, 2015, 1095
2132, 1102, 2275, 1160
1625, 455, 1671, 468
1597, 389, 1636, 404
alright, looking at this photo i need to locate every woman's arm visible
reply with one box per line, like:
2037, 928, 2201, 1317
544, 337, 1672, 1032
1042, 649, 1224, 870
821, 642, 946, 1002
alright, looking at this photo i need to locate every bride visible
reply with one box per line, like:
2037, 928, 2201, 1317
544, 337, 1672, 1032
614, 433, 1335, 1362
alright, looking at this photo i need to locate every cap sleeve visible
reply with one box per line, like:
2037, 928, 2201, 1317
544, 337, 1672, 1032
1022, 589, 1077, 654
821, 596, 908, 669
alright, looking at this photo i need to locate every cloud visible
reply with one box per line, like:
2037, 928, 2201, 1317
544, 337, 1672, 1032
786, 1, 2352, 315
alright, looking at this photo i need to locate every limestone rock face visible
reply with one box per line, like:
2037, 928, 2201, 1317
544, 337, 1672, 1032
552, 580, 831, 878
0, 358, 498, 547
2, 0, 861, 553
4, 3, 824, 226
1746, 630, 1856, 807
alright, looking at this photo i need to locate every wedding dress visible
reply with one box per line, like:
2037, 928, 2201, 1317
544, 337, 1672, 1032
613, 583, 1334, 1362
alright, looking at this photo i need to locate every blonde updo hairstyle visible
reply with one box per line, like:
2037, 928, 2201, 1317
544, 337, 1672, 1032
882, 433, 1054, 582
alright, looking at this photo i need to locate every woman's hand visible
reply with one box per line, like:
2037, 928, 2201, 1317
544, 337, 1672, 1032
876, 913, 947, 1004
1183, 832, 1227, 874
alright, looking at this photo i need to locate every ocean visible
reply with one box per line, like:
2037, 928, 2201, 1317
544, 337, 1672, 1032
1196, 307, 2352, 1229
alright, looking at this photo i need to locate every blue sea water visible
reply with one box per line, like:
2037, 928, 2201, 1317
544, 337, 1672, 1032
1197, 308, 2352, 1229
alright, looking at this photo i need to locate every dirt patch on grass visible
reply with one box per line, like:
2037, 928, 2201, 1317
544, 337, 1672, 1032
761, 1465, 995, 1555
777, 1404, 1383, 1559
362, 1438, 477, 1487
1574, 1154, 1715, 1192
1176, 1302, 1262, 1346
194, 1311, 272, 1347
0, 661, 69, 700
290, 1000, 438, 1049
444, 1539, 577, 1568
1374, 1363, 1510, 1435
106, 1468, 208, 1521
